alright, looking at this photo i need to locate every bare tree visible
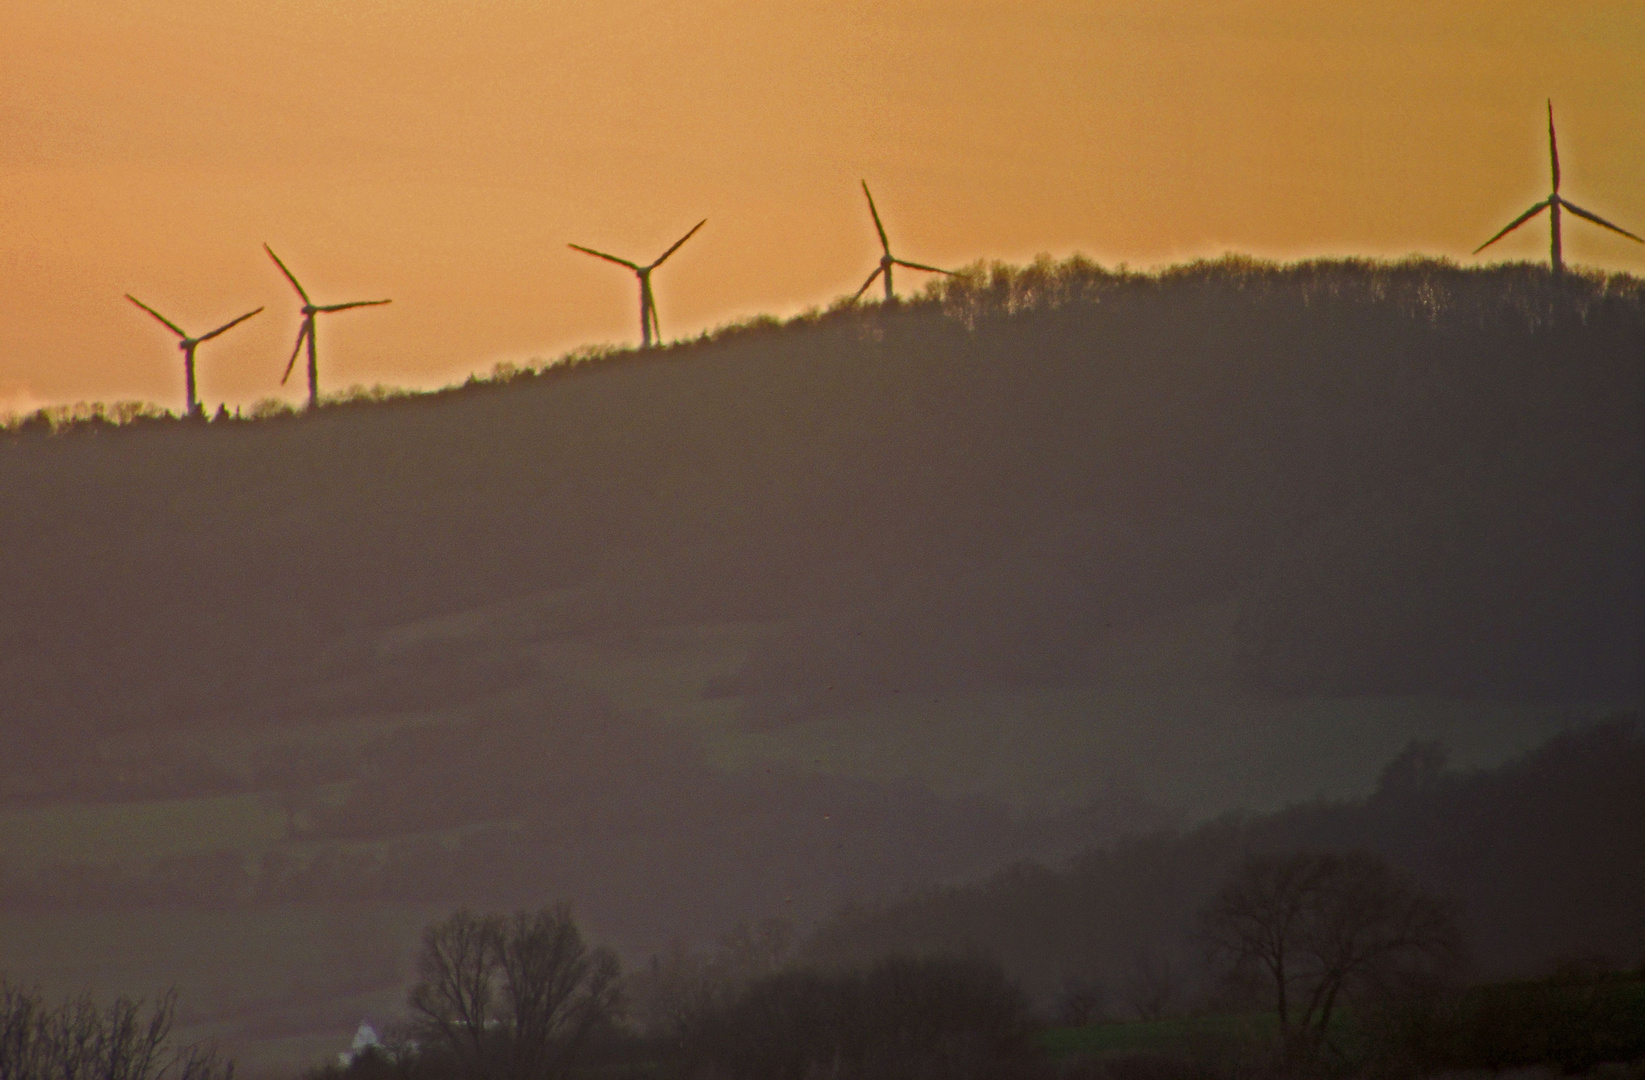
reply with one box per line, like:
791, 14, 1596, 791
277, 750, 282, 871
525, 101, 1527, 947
410, 910, 503, 1079
0, 982, 232, 1080
690, 954, 1034, 1080
1201, 851, 1460, 1061
408, 906, 619, 1080
496, 906, 619, 1080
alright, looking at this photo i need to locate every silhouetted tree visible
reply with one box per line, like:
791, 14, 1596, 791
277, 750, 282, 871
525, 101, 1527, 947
0, 981, 233, 1080
408, 906, 618, 1080
1201, 851, 1460, 1062
495, 908, 619, 1080
410, 911, 502, 1078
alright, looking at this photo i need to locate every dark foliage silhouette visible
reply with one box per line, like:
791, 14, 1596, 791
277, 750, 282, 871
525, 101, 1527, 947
690, 954, 1035, 1080
0, 982, 233, 1080
1200, 851, 1460, 1061
407, 906, 619, 1080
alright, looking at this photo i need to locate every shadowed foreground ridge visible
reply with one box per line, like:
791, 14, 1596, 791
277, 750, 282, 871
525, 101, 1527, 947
803, 720, 1645, 997
0, 256, 1640, 1074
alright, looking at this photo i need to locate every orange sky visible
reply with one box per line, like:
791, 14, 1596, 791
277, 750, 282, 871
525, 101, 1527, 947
3, 0, 1642, 414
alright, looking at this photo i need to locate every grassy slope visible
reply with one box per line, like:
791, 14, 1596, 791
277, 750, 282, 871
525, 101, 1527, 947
0, 256, 1640, 1075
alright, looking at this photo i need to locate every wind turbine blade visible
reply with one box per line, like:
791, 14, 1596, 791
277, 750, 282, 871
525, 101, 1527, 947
1547, 99, 1560, 193
196, 306, 264, 343
1557, 198, 1645, 244
649, 219, 707, 269
1472, 200, 1550, 254
125, 295, 188, 339
280, 322, 310, 385
318, 299, 392, 312
568, 244, 639, 270
862, 181, 890, 255
893, 259, 954, 276
264, 245, 312, 304
851, 266, 884, 302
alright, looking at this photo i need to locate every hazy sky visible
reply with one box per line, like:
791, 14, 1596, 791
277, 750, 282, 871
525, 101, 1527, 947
3, 0, 1642, 414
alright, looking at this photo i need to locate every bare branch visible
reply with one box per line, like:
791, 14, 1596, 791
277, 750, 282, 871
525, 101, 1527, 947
1201, 851, 1460, 1064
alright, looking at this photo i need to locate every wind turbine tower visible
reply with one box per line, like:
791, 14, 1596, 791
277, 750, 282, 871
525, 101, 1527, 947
265, 245, 392, 410
853, 182, 953, 303
1474, 101, 1643, 279
125, 295, 262, 417
569, 220, 706, 349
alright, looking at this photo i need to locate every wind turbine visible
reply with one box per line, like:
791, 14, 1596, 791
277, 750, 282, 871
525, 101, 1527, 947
125, 295, 262, 418
852, 182, 953, 303
569, 220, 706, 349
1474, 100, 1643, 280
265, 245, 391, 409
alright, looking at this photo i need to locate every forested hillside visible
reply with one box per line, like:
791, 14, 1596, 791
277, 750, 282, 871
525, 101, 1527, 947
1, 256, 1640, 1073
6, 258, 1641, 744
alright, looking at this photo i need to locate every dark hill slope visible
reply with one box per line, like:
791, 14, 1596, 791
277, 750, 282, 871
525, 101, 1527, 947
4, 257, 1640, 746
